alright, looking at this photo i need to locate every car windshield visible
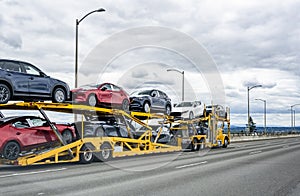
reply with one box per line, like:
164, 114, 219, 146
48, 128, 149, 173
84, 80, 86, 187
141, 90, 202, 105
131, 90, 152, 96
176, 102, 193, 107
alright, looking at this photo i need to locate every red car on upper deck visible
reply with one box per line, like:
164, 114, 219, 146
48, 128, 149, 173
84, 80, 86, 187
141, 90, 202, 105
71, 83, 130, 110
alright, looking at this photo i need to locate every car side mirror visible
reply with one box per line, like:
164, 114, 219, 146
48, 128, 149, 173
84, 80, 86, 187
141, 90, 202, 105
101, 87, 107, 91
173, 104, 177, 107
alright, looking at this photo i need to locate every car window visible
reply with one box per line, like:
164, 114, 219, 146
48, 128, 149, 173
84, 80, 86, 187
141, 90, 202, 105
0, 61, 5, 70
112, 85, 121, 92
2, 61, 22, 72
12, 119, 30, 128
22, 64, 41, 76
131, 90, 152, 96
176, 102, 193, 107
151, 90, 158, 97
101, 84, 112, 91
158, 91, 165, 98
30, 118, 46, 127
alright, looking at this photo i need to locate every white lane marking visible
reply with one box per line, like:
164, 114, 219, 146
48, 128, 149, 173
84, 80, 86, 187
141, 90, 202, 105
176, 161, 207, 169
0, 168, 66, 178
249, 150, 262, 155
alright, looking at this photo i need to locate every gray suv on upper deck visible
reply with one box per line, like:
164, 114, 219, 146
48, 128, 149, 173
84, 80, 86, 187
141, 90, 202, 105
0, 59, 70, 104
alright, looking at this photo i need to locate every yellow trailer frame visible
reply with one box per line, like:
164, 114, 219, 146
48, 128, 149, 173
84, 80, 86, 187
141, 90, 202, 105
0, 102, 230, 166
0, 102, 182, 166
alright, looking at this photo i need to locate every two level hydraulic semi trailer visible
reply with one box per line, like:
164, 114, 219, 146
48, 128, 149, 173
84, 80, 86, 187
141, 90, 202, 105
0, 102, 230, 166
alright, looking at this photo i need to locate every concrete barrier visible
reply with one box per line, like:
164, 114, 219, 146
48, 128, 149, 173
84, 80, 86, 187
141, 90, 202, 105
230, 133, 300, 142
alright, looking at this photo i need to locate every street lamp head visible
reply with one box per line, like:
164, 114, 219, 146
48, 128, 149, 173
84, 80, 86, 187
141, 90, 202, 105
255, 98, 266, 102
96, 8, 106, 12
248, 84, 263, 91
167, 68, 184, 74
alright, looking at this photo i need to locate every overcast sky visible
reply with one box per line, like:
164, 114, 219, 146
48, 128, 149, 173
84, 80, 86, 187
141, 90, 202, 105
0, 0, 300, 127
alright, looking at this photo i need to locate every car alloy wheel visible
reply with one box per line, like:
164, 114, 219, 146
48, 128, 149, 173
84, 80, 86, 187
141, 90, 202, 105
53, 88, 66, 103
3, 141, 20, 160
189, 112, 194, 119
88, 94, 97, 107
166, 105, 171, 115
62, 130, 73, 144
122, 99, 129, 111
143, 102, 150, 113
0, 84, 10, 104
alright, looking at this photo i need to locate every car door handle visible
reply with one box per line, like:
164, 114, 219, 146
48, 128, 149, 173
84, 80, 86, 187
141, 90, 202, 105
6, 73, 11, 76
29, 76, 34, 80
16, 132, 21, 135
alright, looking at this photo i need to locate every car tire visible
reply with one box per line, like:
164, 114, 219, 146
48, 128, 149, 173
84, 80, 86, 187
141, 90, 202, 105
165, 105, 171, 115
121, 99, 129, 111
3, 141, 20, 160
94, 143, 112, 162
0, 83, 11, 104
189, 112, 194, 119
95, 127, 105, 137
52, 88, 66, 103
143, 102, 150, 113
79, 145, 94, 164
87, 94, 97, 107
62, 129, 73, 144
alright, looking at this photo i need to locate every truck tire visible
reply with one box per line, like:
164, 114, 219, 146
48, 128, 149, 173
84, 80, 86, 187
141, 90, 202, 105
94, 143, 112, 162
79, 145, 94, 164
199, 138, 206, 150
223, 138, 229, 148
191, 138, 200, 151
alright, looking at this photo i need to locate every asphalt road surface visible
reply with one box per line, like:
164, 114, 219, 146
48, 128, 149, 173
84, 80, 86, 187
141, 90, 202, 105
1, 137, 300, 196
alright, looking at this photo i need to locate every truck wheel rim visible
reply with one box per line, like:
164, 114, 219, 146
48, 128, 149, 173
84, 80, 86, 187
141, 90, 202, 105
102, 148, 110, 159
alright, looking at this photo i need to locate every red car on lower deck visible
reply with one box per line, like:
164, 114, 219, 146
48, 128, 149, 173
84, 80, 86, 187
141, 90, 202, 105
0, 116, 75, 160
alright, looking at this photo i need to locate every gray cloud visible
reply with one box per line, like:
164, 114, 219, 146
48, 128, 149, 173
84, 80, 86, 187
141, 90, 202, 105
0, 0, 299, 126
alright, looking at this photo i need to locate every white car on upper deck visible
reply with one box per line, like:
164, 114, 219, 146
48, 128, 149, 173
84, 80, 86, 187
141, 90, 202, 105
170, 101, 204, 119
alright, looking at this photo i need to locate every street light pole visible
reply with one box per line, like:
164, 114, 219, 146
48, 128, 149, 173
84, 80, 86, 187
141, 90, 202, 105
167, 68, 184, 101
255, 98, 267, 135
294, 110, 296, 131
290, 104, 300, 130
247, 84, 262, 133
75, 8, 105, 88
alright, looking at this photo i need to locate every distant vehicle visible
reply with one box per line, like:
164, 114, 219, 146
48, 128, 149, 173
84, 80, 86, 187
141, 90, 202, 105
129, 89, 172, 115
0, 59, 70, 104
205, 105, 227, 118
0, 116, 75, 160
171, 101, 204, 119
71, 83, 130, 110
